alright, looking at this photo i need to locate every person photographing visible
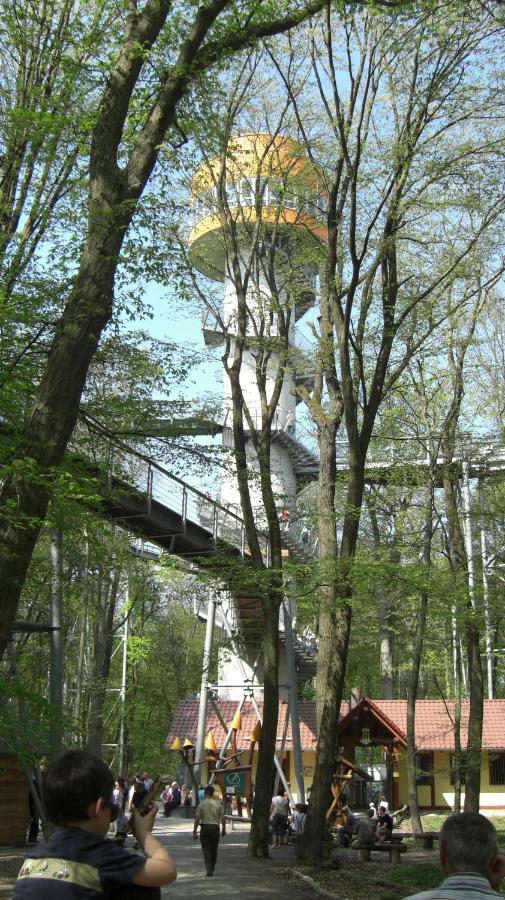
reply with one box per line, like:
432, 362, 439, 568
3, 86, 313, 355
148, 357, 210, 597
14, 750, 176, 898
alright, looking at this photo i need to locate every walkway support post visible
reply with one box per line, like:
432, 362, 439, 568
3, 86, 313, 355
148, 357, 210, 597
194, 592, 217, 796
478, 479, 494, 698
283, 597, 305, 802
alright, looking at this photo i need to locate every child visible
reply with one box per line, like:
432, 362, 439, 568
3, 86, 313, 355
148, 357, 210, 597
13, 749, 176, 898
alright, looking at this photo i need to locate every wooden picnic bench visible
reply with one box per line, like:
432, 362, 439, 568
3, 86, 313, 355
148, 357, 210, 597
351, 841, 408, 864
393, 831, 440, 850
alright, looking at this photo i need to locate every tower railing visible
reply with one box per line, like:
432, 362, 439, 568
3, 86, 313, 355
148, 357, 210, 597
189, 177, 326, 229
74, 413, 271, 561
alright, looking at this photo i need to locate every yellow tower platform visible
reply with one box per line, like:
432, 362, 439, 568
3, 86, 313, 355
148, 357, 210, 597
188, 133, 327, 282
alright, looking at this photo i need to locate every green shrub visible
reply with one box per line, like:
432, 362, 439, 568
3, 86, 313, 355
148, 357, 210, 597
388, 862, 442, 891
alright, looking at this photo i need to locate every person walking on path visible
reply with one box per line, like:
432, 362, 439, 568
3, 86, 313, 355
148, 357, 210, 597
405, 812, 505, 899
193, 785, 225, 877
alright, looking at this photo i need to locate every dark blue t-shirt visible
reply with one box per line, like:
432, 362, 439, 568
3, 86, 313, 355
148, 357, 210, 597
13, 827, 160, 898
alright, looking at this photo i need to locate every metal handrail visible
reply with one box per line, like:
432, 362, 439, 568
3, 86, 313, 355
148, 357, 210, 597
76, 412, 270, 559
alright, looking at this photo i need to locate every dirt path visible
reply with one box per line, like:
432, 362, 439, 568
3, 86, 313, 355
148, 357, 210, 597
0, 817, 441, 898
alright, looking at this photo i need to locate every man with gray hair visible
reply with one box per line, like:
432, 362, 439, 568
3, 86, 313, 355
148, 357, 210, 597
406, 812, 505, 898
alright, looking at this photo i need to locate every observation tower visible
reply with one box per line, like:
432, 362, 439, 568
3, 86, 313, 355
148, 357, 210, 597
188, 134, 325, 699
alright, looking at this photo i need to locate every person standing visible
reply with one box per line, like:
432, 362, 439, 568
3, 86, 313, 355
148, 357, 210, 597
143, 772, 154, 792
270, 788, 290, 847
128, 775, 148, 850
112, 778, 128, 837
279, 509, 290, 533
193, 785, 225, 877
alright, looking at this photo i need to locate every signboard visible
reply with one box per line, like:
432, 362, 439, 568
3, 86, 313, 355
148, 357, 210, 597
223, 770, 247, 795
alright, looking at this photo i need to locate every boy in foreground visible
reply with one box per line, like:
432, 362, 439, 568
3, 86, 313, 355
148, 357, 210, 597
14, 750, 176, 898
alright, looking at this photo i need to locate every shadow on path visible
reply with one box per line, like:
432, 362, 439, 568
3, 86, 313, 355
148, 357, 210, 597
152, 817, 308, 899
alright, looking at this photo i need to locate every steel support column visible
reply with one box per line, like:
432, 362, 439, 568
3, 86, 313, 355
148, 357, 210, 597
194, 592, 218, 794
282, 598, 305, 802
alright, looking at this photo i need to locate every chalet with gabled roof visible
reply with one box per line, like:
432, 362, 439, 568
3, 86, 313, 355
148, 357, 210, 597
166, 696, 505, 812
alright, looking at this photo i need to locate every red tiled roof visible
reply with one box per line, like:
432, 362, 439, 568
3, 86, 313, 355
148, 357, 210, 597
339, 698, 505, 751
166, 698, 505, 754
165, 699, 319, 751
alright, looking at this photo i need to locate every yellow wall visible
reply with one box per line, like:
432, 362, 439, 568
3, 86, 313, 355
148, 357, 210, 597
439, 752, 505, 812
397, 750, 505, 812
204, 748, 505, 811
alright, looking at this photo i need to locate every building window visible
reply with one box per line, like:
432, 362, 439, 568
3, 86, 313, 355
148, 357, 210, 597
415, 753, 433, 786
489, 754, 505, 785
450, 754, 466, 785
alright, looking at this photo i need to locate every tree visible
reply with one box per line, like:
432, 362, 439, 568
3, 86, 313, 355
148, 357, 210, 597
273, 4, 505, 860
0, 0, 343, 661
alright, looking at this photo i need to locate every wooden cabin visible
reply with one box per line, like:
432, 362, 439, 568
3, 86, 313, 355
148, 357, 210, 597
338, 697, 505, 813
0, 753, 29, 845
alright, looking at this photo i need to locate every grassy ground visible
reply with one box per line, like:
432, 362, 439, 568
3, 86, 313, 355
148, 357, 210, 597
303, 814, 505, 899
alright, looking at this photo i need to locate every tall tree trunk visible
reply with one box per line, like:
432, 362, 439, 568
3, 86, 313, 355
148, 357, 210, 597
314, 419, 339, 729
249, 586, 281, 856
298, 449, 363, 862
406, 480, 434, 836
379, 593, 395, 700
443, 469, 483, 812
85, 566, 120, 756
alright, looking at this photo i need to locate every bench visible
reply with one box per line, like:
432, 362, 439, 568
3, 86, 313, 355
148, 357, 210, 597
170, 805, 195, 819
351, 842, 408, 864
223, 814, 252, 830
394, 831, 440, 850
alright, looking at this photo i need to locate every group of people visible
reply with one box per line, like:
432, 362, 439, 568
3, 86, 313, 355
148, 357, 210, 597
337, 800, 393, 847
269, 787, 308, 847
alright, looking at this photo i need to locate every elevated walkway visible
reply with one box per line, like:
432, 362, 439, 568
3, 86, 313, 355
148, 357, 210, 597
72, 414, 317, 676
